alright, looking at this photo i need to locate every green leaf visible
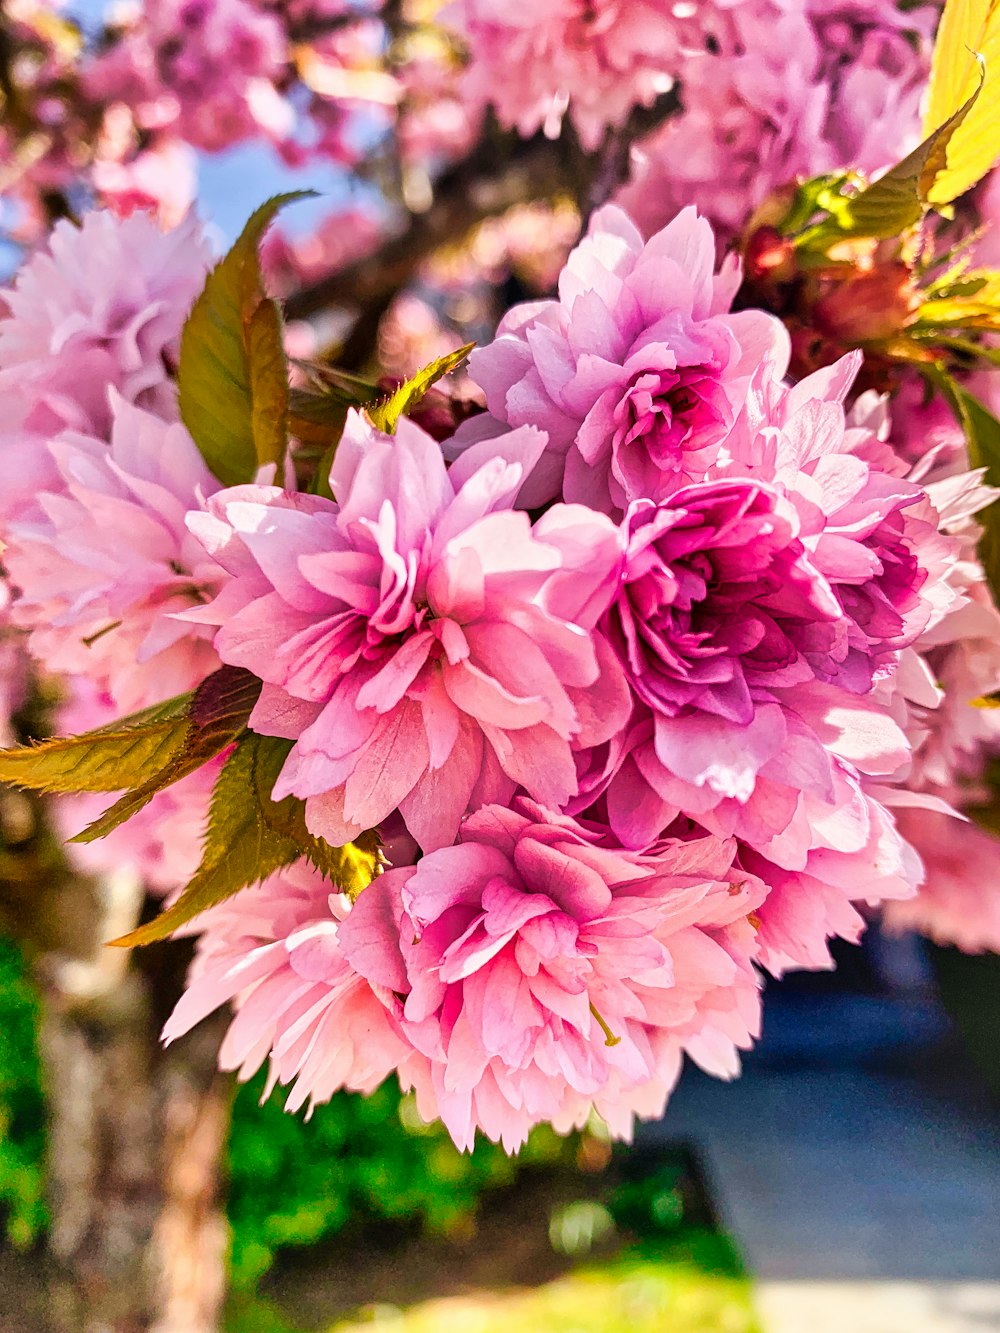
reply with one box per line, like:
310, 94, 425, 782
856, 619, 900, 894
923, 0, 1000, 204
366, 344, 475, 434
72, 666, 262, 842
926, 367, 1000, 596
249, 737, 382, 895
111, 733, 381, 947
178, 192, 313, 486
0, 694, 191, 794
288, 385, 353, 448
797, 74, 982, 246
911, 332, 1000, 367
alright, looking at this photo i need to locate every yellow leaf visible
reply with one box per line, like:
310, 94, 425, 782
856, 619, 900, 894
917, 266, 1000, 327
366, 344, 475, 435
924, 0, 1000, 204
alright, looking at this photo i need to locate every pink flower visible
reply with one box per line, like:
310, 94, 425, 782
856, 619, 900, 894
187, 410, 628, 851
616, 1, 934, 248
577, 355, 946, 852
163, 860, 427, 1112
340, 802, 765, 1150
443, 0, 685, 152
0, 207, 210, 446
606, 482, 844, 725
5, 395, 221, 711
883, 809, 1000, 955
452, 205, 788, 513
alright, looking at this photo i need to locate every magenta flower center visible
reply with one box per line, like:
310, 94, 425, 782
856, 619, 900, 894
605, 482, 842, 725
614, 367, 730, 475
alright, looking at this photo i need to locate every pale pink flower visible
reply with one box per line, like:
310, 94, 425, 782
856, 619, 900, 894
187, 410, 629, 851
32, 675, 216, 894
163, 860, 427, 1112
883, 809, 1000, 955
883, 464, 1000, 808
617, 0, 935, 247
452, 204, 788, 513
443, 0, 684, 152
0, 207, 210, 448
58, 763, 218, 897
5, 395, 221, 711
740, 762, 919, 974
340, 802, 765, 1150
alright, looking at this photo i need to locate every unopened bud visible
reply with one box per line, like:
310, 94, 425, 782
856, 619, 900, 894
813, 262, 920, 343
744, 226, 795, 284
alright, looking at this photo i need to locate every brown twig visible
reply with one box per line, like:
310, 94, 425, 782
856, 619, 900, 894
283, 91, 681, 370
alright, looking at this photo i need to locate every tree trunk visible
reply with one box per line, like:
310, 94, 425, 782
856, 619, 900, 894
35, 867, 230, 1333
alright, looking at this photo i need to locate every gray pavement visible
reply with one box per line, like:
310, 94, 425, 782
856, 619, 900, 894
641, 981, 1000, 1330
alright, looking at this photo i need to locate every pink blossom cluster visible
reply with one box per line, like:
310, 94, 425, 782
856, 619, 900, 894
442, 0, 683, 151
0, 207, 222, 893
616, 0, 938, 247
162, 205, 999, 1149
84, 0, 293, 155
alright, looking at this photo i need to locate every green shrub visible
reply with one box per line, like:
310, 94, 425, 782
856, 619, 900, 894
227, 1073, 572, 1287
0, 939, 47, 1249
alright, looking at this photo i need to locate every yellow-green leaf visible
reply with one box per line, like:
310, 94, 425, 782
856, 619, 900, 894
72, 666, 261, 842
247, 297, 291, 473
178, 193, 312, 486
288, 384, 354, 448
924, 0, 1000, 204
111, 733, 380, 946
799, 79, 981, 246
0, 694, 191, 795
367, 344, 475, 434
916, 267, 1000, 329
111, 734, 301, 946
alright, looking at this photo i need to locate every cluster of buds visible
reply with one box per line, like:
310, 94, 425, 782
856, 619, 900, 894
738, 175, 1000, 400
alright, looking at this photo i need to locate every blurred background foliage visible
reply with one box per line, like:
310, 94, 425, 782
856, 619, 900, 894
0, 939, 46, 1250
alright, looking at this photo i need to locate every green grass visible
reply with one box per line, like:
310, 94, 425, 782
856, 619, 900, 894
329, 1258, 758, 1333
228, 1250, 759, 1333
0, 939, 47, 1249
225, 1158, 760, 1333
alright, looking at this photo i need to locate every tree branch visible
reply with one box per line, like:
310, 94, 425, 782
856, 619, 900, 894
283, 90, 681, 369
284, 129, 579, 322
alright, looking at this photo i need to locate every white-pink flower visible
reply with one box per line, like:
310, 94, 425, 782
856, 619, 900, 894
5, 395, 222, 711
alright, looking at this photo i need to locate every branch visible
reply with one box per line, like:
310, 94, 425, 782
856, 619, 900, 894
284, 128, 579, 322
282, 91, 681, 366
